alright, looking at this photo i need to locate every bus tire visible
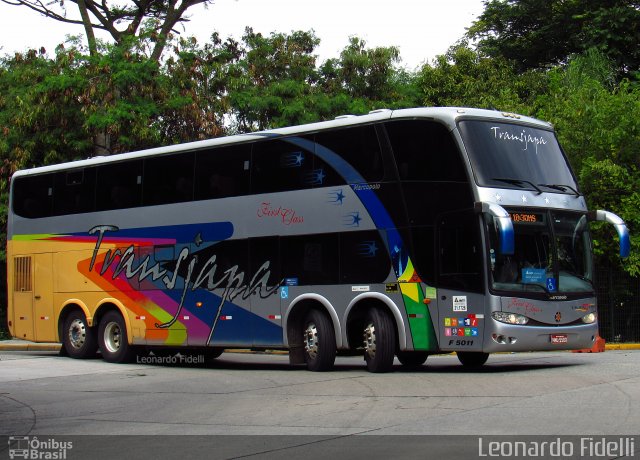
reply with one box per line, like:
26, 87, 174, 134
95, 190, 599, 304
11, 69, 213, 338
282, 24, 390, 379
98, 311, 135, 363
363, 307, 396, 373
302, 309, 336, 372
396, 350, 429, 368
457, 351, 489, 368
62, 310, 98, 359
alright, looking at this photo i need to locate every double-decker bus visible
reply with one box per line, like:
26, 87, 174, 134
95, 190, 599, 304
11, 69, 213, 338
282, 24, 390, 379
6, 108, 630, 372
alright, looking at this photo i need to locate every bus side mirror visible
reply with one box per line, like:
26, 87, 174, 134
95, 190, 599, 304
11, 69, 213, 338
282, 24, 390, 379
589, 210, 631, 258
475, 201, 514, 255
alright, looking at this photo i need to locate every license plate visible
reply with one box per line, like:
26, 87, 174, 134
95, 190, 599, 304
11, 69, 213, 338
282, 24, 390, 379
550, 334, 568, 344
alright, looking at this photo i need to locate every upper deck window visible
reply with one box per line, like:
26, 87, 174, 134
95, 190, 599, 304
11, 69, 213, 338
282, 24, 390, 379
458, 120, 578, 193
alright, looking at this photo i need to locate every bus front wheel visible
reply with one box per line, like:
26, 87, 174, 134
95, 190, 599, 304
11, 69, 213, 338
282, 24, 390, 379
62, 310, 98, 359
98, 311, 136, 363
302, 309, 336, 372
457, 351, 489, 368
363, 307, 396, 373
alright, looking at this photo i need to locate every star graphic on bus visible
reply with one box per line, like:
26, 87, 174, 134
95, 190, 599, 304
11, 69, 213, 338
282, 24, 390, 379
343, 212, 362, 227
356, 241, 378, 257
281, 151, 305, 167
328, 189, 346, 205
304, 169, 326, 186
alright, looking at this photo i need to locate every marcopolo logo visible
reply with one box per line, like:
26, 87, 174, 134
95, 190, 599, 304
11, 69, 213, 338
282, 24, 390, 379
8, 436, 73, 459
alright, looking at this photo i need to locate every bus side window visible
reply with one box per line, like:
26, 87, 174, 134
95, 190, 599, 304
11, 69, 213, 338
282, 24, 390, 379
249, 237, 281, 287
281, 234, 339, 285
96, 160, 143, 211
13, 174, 54, 218
385, 120, 467, 182
340, 230, 391, 284
251, 137, 316, 194
143, 153, 195, 206
386, 120, 473, 226
53, 168, 96, 216
314, 125, 384, 183
195, 144, 251, 200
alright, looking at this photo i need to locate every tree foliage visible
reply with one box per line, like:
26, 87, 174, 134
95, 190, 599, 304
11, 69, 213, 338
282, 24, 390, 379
416, 44, 547, 113
468, 0, 640, 78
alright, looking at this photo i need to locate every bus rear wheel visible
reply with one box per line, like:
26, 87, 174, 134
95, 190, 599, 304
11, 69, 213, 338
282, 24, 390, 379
98, 311, 135, 363
457, 351, 489, 368
363, 307, 396, 373
302, 309, 336, 372
396, 350, 429, 368
62, 310, 98, 359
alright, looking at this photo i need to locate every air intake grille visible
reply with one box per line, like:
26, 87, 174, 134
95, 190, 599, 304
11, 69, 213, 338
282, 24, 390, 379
14, 256, 32, 292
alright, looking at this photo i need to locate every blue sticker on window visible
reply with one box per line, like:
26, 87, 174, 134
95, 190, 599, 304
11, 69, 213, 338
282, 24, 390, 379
522, 268, 545, 283
284, 277, 299, 286
546, 277, 557, 292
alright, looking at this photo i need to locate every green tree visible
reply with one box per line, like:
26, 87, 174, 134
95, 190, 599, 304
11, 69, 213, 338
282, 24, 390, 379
0, 46, 92, 167
468, 0, 640, 78
160, 32, 242, 142
218, 31, 417, 132
228, 28, 322, 132
319, 37, 418, 114
416, 44, 547, 113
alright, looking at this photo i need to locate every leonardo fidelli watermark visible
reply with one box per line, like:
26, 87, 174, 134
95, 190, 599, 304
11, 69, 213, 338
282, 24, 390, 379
478, 436, 635, 457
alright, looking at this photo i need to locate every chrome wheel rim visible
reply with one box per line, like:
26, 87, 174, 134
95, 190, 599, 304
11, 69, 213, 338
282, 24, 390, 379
363, 322, 376, 359
68, 319, 86, 349
103, 322, 122, 353
304, 322, 319, 360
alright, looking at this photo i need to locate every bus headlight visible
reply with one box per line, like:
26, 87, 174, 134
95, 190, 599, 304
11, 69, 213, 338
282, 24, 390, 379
492, 311, 529, 325
582, 312, 597, 324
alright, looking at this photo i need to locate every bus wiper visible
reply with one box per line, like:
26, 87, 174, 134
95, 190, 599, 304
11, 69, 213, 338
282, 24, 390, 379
538, 183, 581, 196
492, 178, 543, 194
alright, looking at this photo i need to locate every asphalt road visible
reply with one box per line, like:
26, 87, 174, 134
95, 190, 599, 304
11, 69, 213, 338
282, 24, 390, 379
1, 350, 639, 459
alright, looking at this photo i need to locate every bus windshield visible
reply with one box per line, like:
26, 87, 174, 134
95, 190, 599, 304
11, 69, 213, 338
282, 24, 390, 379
459, 120, 579, 193
487, 210, 594, 294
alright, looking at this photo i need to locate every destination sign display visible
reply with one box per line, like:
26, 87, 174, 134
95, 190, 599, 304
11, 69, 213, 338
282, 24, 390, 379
509, 212, 544, 224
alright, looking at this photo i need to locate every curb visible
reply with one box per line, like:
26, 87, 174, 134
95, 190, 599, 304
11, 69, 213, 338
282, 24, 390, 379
603, 343, 640, 350
0, 342, 62, 351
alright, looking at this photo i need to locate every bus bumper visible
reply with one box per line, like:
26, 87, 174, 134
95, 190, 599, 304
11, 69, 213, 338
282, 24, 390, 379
482, 321, 599, 353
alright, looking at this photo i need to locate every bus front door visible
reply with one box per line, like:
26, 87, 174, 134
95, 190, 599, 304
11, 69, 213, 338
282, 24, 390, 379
436, 210, 486, 352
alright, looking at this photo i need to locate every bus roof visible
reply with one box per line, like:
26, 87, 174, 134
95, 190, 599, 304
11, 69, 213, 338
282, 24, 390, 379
11, 107, 552, 178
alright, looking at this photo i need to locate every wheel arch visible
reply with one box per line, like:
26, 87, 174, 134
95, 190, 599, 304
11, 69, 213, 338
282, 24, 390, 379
284, 293, 343, 349
343, 292, 407, 351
